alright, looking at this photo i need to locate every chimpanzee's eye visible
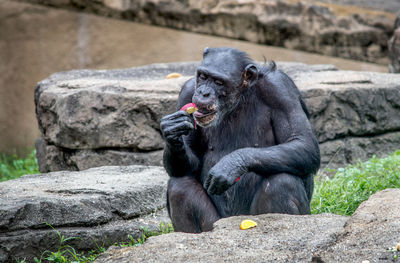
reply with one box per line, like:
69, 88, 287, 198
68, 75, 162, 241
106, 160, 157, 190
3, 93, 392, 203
215, 79, 224, 86
199, 73, 207, 80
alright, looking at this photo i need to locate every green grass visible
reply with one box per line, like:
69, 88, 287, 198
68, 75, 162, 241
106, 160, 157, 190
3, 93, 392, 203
311, 150, 400, 215
0, 149, 39, 182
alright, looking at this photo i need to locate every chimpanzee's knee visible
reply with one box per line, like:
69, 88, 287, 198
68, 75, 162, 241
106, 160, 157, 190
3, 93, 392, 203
250, 173, 310, 215
167, 176, 220, 233
167, 176, 195, 217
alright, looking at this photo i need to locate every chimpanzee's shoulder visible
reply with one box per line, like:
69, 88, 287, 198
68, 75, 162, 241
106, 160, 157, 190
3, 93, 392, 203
257, 62, 299, 93
256, 62, 305, 112
257, 62, 291, 83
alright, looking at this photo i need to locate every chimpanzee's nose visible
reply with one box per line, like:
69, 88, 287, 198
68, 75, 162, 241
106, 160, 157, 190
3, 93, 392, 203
193, 86, 216, 113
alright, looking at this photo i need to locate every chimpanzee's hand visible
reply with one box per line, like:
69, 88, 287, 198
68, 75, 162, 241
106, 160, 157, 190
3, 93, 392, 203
204, 152, 248, 195
160, 111, 195, 149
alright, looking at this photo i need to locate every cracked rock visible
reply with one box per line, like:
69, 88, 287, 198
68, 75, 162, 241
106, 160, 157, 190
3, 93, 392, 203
0, 165, 170, 262
96, 189, 400, 263
35, 62, 400, 172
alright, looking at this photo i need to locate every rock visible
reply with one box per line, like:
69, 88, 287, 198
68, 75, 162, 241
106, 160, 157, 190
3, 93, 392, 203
319, 132, 400, 169
299, 70, 400, 142
0, 165, 170, 262
34, 62, 198, 173
313, 189, 400, 262
34, 63, 197, 151
97, 213, 348, 263
35, 137, 163, 172
95, 189, 400, 263
35, 62, 400, 172
389, 13, 400, 73
23, 0, 398, 64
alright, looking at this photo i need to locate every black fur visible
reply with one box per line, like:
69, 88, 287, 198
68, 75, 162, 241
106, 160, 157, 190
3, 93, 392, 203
160, 47, 320, 233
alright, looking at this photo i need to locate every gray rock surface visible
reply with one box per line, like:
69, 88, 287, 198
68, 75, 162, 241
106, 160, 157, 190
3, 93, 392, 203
21, 0, 397, 64
313, 189, 400, 262
0, 165, 170, 262
35, 62, 400, 172
95, 189, 400, 263
319, 132, 400, 170
35, 62, 197, 172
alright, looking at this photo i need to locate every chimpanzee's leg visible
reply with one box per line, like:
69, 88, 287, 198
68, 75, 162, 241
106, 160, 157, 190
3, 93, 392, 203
250, 173, 311, 215
167, 176, 220, 233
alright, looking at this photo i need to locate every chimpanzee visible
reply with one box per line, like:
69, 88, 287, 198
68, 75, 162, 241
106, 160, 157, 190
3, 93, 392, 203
160, 47, 320, 233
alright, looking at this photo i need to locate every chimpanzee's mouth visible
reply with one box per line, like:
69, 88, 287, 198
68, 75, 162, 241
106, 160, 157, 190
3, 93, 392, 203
193, 110, 217, 126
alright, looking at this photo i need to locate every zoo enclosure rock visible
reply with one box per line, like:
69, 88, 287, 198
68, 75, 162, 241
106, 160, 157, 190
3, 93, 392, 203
0, 165, 170, 263
23, 0, 398, 64
313, 189, 400, 262
96, 189, 400, 263
35, 62, 198, 172
35, 62, 400, 172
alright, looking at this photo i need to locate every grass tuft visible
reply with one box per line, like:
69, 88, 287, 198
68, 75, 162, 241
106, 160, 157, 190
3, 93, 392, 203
0, 149, 39, 182
311, 150, 400, 215
118, 222, 174, 248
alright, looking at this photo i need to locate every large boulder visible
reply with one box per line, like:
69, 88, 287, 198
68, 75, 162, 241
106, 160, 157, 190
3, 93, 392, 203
0, 165, 170, 262
22, 0, 398, 64
95, 189, 400, 262
35, 62, 198, 172
35, 62, 400, 172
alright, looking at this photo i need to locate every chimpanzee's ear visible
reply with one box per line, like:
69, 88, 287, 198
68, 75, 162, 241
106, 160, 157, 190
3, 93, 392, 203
242, 64, 258, 87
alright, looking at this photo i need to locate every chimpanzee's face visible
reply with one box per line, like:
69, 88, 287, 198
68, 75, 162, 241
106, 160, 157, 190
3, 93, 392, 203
192, 51, 244, 127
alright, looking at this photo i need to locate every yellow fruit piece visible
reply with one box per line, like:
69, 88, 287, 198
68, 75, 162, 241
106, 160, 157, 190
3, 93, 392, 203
240, 219, 257, 230
185, 106, 198, 114
166, 73, 183, 79
180, 103, 198, 114
396, 243, 400, 251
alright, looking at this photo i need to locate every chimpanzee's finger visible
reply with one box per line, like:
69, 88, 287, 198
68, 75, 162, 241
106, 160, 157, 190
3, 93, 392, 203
163, 121, 194, 136
161, 113, 194, 131
164, 110, 190, 121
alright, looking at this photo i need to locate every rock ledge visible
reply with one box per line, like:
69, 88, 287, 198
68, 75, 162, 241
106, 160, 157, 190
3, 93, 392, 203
35, 62, 400, 172
0, 165, 170, 262
96, 189, 400, 263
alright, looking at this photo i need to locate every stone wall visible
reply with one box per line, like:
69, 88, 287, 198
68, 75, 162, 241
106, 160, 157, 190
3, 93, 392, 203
34, 62, 400, 173
22, 0, 398, 64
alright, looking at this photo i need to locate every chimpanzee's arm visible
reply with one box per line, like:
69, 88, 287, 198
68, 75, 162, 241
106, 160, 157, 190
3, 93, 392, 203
237, 107, 320, 176
161, 78, 201, 177
245, 70, 320, 176
204, 70, 320, 195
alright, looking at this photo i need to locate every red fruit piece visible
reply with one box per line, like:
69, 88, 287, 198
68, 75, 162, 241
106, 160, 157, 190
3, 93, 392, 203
180, 103, 198, 114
